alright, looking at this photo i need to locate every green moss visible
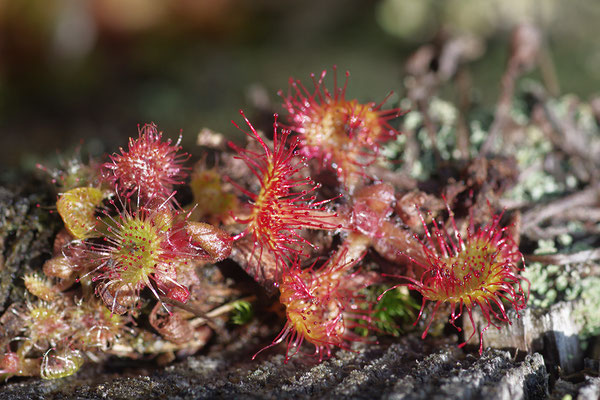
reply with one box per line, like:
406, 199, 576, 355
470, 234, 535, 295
230, 300, 254, 326
356, 286, 418, 336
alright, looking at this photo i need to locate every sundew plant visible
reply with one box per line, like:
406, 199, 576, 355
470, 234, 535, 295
0, 67, 531, 381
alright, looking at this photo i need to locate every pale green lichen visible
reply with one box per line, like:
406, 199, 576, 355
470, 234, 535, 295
523, 237, 600, 339
557, 233, 573, 247
522, 261, 554, 308
533, 239, 558, 255
504, 93, 600, 203
574, 275, 600, 339
469, 120, 488, 152
416, 98, 459, 163
403, 109, 422, 131
505, 123, 561, 202
383, 97, 465, 179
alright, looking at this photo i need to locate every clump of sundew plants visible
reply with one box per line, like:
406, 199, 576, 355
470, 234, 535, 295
1, 63, 543, 381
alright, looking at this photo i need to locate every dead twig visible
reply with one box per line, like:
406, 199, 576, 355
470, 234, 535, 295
455, 68, 472, 159
562, 207, 600, 223
416, 99, 443, 164
481, 24, 541, 155
159, 296, 222, 334
521, 184, 600, 234
530, 90, 598, 182
525, 249, 600, 266
189, 295, 257, 328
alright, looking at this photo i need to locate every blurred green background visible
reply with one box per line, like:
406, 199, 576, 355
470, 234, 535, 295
1, 0, 599, 171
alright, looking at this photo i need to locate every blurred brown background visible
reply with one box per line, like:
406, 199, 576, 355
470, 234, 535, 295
1, 0, 599, 172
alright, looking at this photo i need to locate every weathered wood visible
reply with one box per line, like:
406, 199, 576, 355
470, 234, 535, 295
0, 184, 60, 314
0, 339, 549, 400
464, 301, 584, 375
